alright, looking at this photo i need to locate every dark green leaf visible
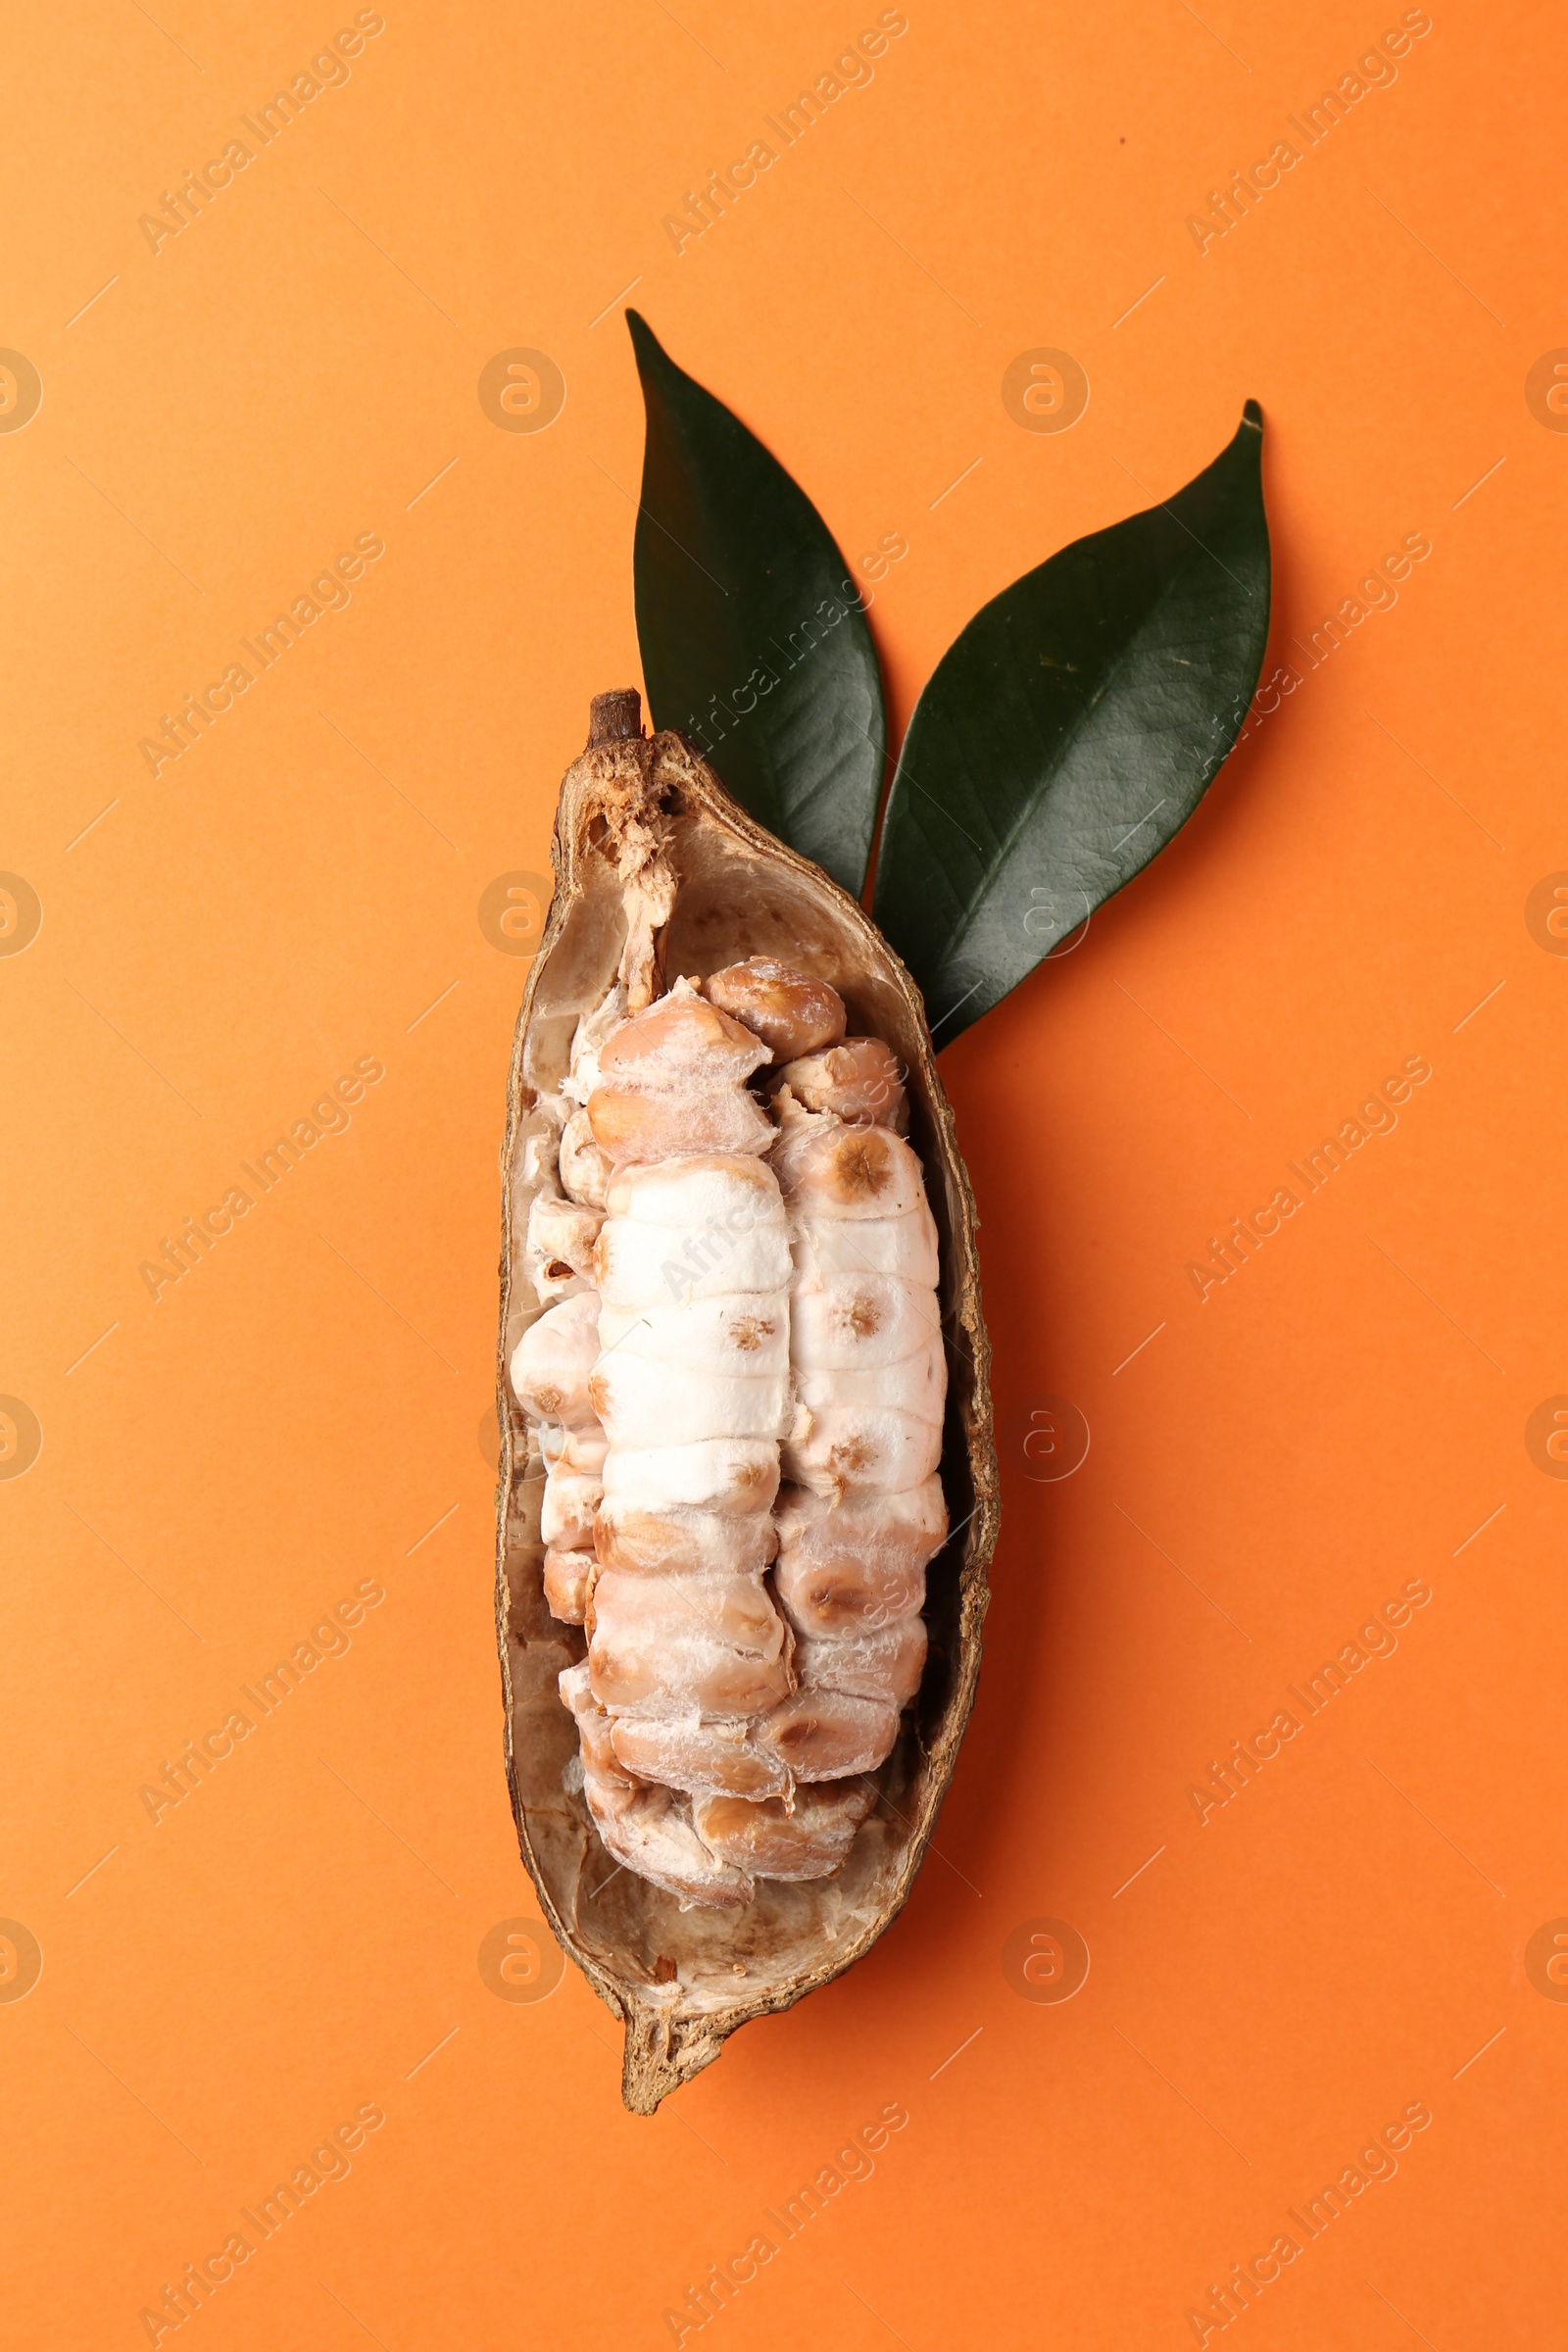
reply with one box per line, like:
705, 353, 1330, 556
628, 311, 885, 898
873, 404, 1270, 1040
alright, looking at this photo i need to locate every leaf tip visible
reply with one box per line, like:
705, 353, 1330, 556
1242, 397, 1264, 432
625, 308, 662, 371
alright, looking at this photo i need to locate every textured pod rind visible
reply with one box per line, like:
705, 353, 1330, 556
494, 720, 998, 2114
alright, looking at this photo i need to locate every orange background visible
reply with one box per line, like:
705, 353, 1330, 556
5, 2, 1564, 2345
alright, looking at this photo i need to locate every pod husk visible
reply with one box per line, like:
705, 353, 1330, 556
494, 707, 997, 2113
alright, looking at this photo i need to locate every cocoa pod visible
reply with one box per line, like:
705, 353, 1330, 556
495, 692, 997, 2112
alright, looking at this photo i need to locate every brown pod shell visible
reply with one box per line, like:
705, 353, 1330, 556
495, 705, 998, 2115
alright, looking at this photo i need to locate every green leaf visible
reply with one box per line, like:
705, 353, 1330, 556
872, 404, 1270, 1041
628, 311, 886, 898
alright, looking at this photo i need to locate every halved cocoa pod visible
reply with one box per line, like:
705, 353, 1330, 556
495, 692, 997, 2114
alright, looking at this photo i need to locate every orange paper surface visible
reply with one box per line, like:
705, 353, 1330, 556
4, 3, 1563, 2345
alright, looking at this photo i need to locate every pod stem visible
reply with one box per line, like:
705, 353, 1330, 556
588, 688, 644, 747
